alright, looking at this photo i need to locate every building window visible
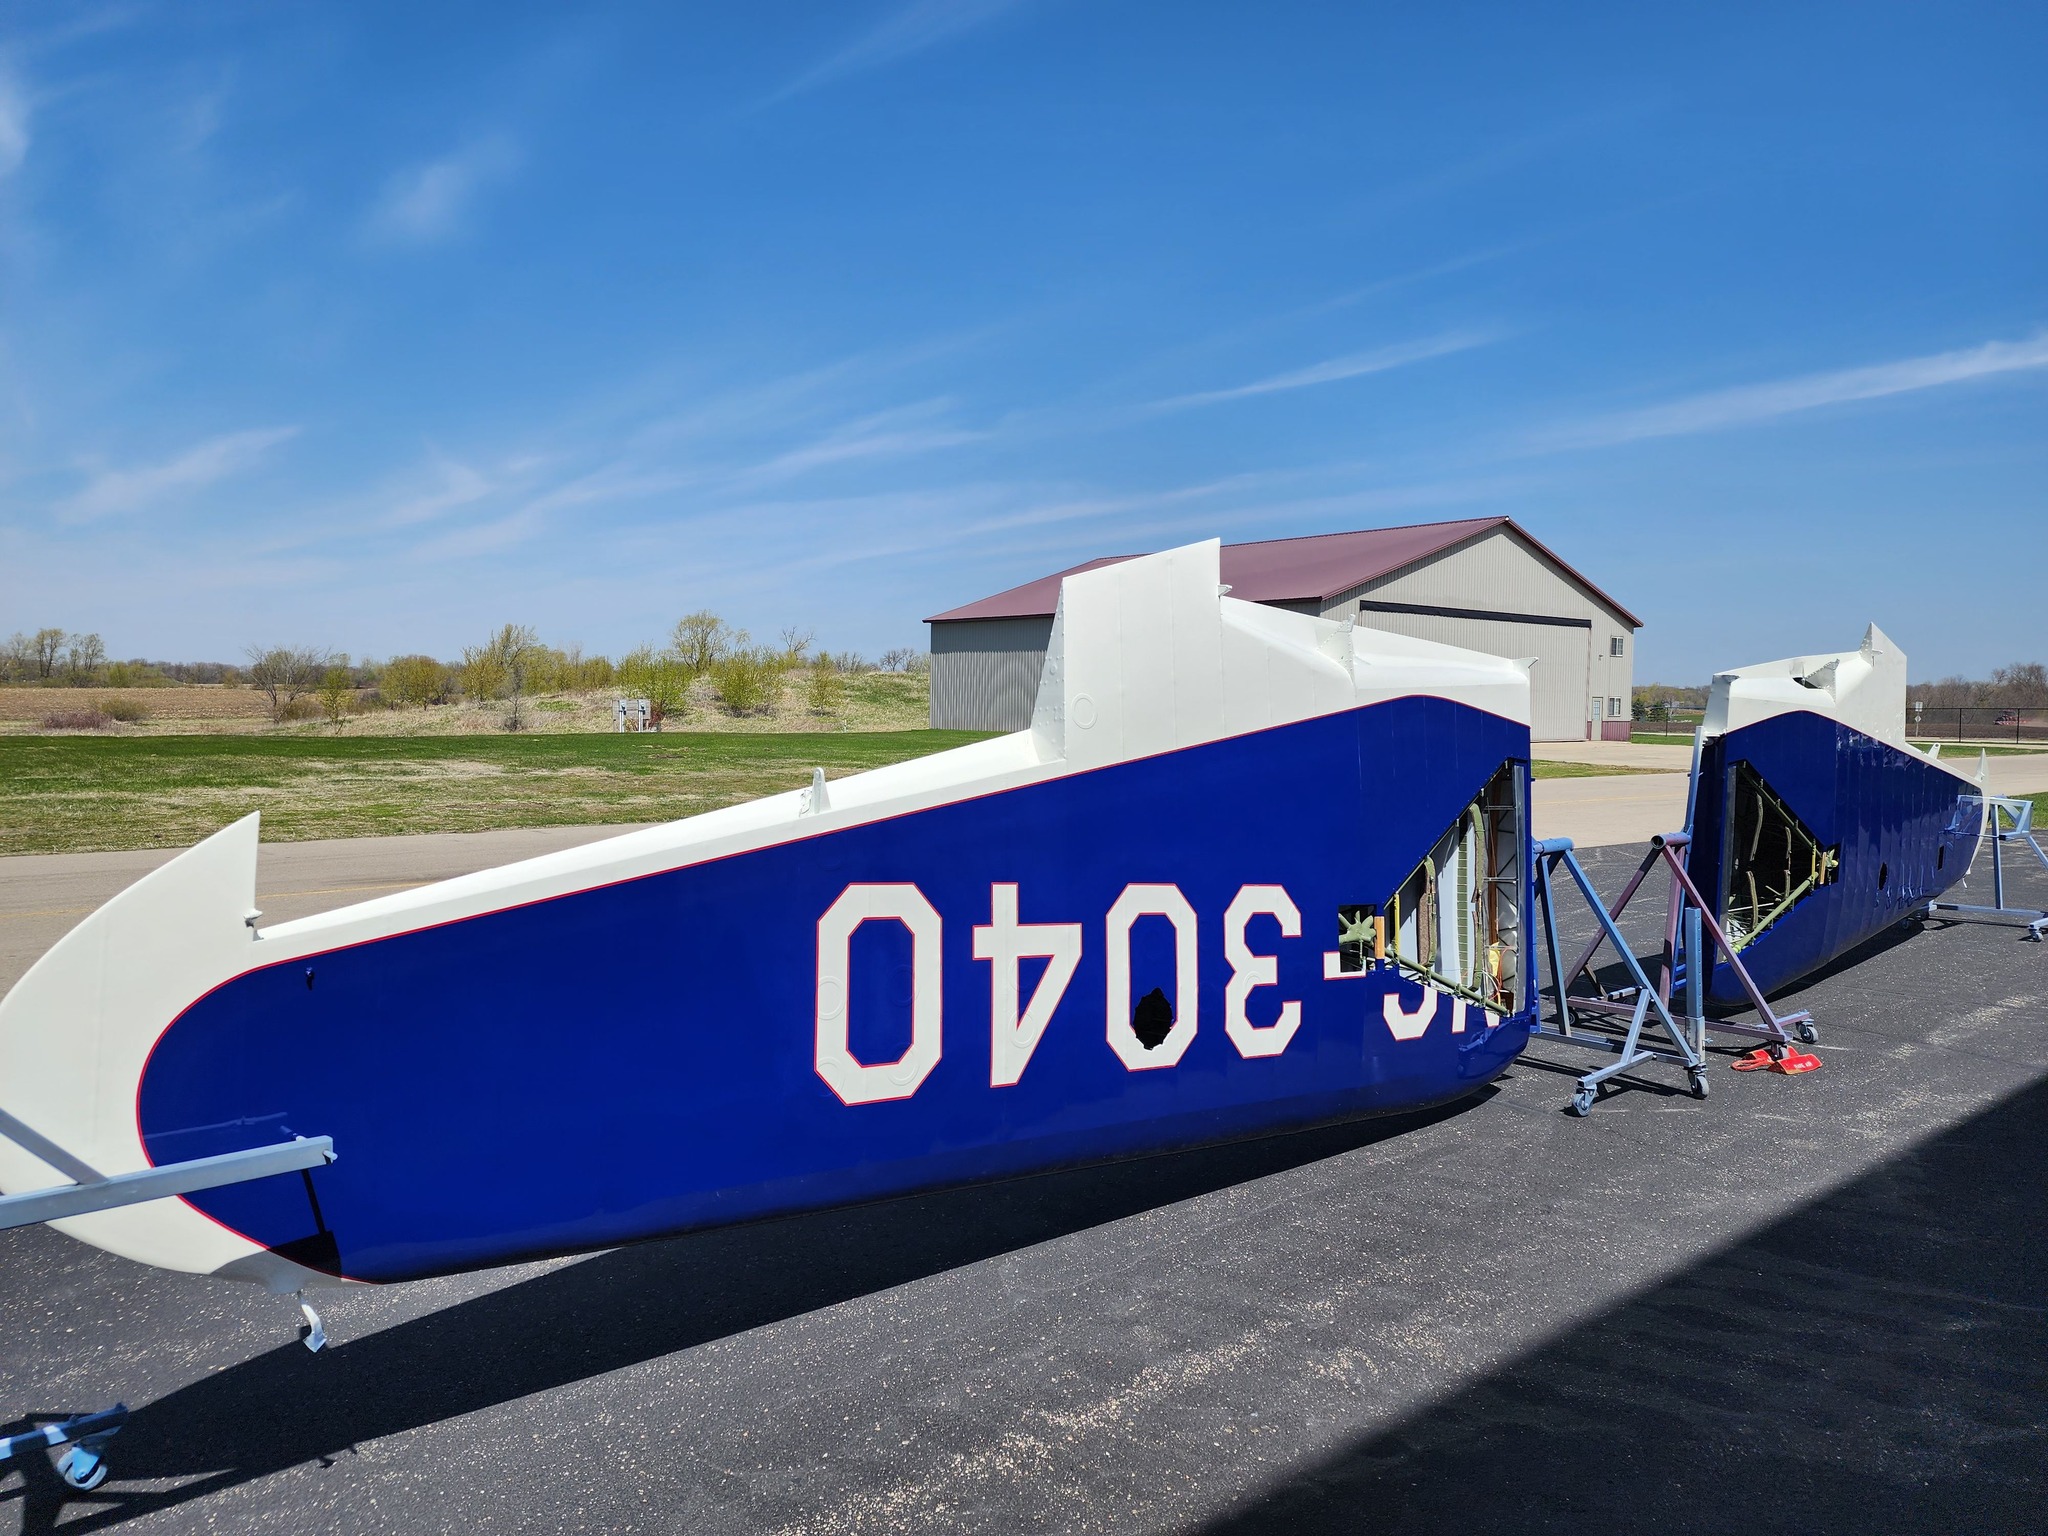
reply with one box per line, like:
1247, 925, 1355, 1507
1609, 636, 1626, 657
1608, 697, 1622, 717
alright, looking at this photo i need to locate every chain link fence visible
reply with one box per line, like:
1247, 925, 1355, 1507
1909, 706, 2048, 744
1628, 706, 2048, 745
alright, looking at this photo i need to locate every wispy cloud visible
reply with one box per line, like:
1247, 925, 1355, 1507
378, 454, 496, 527
1148, 330, 1497, 413
772, 0, 1026, 102
731, 401, 982, 488
58, 426, 299, 522
0, 64, 30, 178
1540, 330, 2048, 449
364, 135, 520, 247
383, 388, 986, 564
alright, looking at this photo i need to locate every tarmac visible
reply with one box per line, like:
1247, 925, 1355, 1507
2, 769, 2046, 1532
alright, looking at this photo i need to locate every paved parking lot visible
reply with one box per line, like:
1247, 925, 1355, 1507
3, 820, 2045, 1533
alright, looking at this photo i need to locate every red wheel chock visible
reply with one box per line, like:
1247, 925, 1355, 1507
1731, 1046, 1821, 1075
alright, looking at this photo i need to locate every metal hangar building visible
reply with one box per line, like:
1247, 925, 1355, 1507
926, 516, 1641, 742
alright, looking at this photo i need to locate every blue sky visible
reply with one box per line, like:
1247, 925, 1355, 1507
0, 2, 2042, 683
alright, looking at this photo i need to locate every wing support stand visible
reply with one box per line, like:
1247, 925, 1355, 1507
1530, 837, 1711, 1116
1926, 795, 2048, 941
1528, 833, 1818, 1116
0, 1116, 336, 1494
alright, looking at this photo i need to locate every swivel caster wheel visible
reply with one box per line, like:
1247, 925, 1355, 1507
57, 1446, 108, 1492
1796, 1021, 1818, 1045
1569, 1087, 1596, 1117
1690, 1069, 1710, 1101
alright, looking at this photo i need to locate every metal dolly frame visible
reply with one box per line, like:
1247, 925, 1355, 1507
1528, 827, 1821, 1115
0, 1407, 129, 1493
1547, 829, 1817, 1056
0, 1107, 336, 1493
1928, 794, 2048, 940
1529, 837, 1713, 1116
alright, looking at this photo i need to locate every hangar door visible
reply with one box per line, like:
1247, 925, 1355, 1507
1354, 611, 1590, 742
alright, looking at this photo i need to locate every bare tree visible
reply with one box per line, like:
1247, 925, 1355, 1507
1991, 662, 2048, 707
2, 632, 32, 681
466, 623, 540, 730
33, 628, 66, 679
669, 612, 732, 676
244, 644, 333, 723
65, 632, 106, 684
778, 626, 814, 666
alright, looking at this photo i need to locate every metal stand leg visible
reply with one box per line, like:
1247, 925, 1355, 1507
1928, 796, 2048, 939
1528, 838, 1709, 1115
1527, 829, 1826, 1113
0, 1406, 128, 1492
0, 1115, 340, 1495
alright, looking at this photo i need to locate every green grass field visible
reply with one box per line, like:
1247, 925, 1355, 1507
0, 731, 990, 855
1909, 743, 2048, 756
0, 731, 1678, 856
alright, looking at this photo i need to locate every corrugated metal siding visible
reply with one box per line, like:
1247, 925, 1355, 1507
929, 616, 1054, 731
1328, 526, 1635, 741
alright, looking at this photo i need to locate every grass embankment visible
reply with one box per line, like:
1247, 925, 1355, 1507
0, 731, 988, 856
0, 671, 934, 737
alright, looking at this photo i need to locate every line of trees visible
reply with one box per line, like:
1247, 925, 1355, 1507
3, 628, 250, 686
612, 614, 907, 730
3, 628, 113, 684
221, 618, 929, 731
1908, 663, 2048, 710
5, 619, 928, 724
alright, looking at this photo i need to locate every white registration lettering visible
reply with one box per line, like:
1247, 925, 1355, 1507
1381, 986, 1440, 1042
973, 884, 1083, 1087
1223, 884, 1302, 1058
1104, 884, 1200, 1069
814, 884, 944, 1105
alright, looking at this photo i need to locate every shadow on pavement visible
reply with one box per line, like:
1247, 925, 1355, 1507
0, 1094, 1488, 1533
1195, 1074, 2048, 1535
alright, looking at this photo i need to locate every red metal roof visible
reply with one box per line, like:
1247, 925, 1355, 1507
926, 517, 1642, 628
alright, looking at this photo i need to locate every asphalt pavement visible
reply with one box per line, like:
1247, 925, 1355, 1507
2, 821, 2045, 1532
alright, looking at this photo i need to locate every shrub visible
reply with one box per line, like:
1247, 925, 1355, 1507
101, 697, 151, 724
617, 646, 693, 728
711, 648, 785, 716
383, 655, 450, 708
280, 695, 321, 722
42, 709, 111, 730
460, 650, 507, 702
318, 666, 355, 726
245, 644, 333, 723
805, 655, 845, 715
